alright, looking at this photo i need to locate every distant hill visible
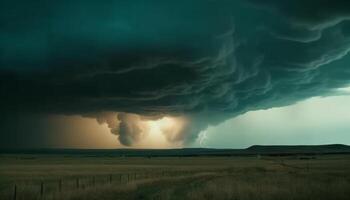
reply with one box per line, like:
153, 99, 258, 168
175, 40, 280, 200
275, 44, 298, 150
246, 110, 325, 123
246, 144, 350, 155
1, 144, 350, 157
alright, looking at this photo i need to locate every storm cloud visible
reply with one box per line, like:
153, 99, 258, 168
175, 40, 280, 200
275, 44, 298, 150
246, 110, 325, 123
1, 0, 350, 146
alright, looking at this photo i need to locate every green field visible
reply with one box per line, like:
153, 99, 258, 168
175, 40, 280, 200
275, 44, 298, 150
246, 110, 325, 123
1, 154, 350, 200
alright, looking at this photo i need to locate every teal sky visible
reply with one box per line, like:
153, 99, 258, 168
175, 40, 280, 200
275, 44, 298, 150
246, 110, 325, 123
195, 90, 350, 148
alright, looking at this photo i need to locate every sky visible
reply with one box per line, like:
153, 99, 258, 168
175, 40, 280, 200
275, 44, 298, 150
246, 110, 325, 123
195, 93, 350, 148
1, 0, 350, 149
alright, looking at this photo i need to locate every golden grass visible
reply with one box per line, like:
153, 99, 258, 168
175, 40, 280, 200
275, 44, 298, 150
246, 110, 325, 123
0, 154, 349, 199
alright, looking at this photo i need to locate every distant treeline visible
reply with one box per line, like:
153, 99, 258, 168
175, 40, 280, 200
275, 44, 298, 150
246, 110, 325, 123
1, 144, 350, 157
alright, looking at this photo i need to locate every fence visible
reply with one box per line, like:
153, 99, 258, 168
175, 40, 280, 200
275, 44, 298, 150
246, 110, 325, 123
7, 170, 193, 200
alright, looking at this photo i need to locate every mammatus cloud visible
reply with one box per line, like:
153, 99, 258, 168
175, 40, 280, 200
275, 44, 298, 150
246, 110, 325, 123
1, 0, 350, 147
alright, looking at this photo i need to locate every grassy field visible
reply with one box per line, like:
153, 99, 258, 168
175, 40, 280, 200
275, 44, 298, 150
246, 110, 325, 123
0, 154, 349, 200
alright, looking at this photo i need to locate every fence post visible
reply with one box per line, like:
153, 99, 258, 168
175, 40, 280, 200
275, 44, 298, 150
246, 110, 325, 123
119, 174, 122, 184
109, 174, 112, 184
40, 181, 44, 197
59, 179, 62, 192
13, 184, 17, 200
76, 178, 80, 189
92, 176, 95, 187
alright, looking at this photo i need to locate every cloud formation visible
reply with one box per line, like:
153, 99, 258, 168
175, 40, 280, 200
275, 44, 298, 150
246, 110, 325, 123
1, 0, 350, 146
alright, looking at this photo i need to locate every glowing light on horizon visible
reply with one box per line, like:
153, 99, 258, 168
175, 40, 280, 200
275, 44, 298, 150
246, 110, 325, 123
135, 116, 187, 149
46, 114, 188, 149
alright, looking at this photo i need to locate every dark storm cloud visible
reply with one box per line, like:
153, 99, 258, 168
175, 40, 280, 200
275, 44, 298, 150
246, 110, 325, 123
1, 0, 350, 146
249, 0, 350, 28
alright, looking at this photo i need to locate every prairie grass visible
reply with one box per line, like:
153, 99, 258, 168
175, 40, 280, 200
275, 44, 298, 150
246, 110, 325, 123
0, 154, 349, 200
